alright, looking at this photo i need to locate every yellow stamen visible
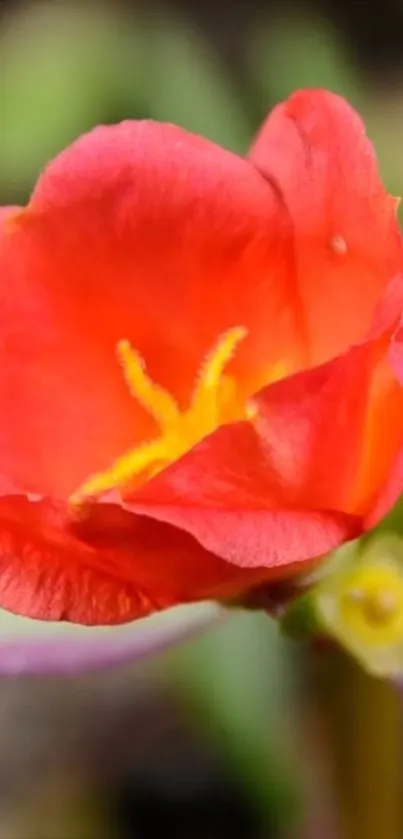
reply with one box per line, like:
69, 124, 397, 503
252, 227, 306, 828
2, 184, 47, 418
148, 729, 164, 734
190, 327, 247, 427
71, 327, 252, 504
117, 339, 179, 431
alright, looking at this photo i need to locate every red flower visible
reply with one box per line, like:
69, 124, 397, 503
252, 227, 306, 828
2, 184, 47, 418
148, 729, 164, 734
0, 89, 403, 626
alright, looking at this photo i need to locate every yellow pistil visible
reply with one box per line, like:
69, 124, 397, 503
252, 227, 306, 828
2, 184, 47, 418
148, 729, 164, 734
71, 326, 252, 503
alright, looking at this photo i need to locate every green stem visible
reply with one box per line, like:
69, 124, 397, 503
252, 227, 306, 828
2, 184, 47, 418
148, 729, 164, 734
308, 649, 402, 839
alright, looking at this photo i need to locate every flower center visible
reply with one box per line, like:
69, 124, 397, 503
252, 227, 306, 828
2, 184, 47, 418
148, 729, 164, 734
346, 586, 399, 627
337, 562, 403, 644
71, 326, 254, 503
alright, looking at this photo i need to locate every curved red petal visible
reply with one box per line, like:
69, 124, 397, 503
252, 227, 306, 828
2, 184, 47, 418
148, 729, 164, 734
0, 123, 294, 498
249, 89, 403, 364
0, 495, 268, 625
0, 496, 147, 624
0, 95, 402, 625
366, 318, 403, 524
126, 497, 360, 573
123, 399, 364, 571
29, 119, 296, 390
123, 312, 403, 569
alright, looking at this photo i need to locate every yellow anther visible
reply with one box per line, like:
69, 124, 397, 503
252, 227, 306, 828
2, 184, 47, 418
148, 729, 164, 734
71, 324, 289, 504
191, 327, 247, 426
194, 327, 247, 396
72, 437, 169, 501
117, 339, 179, 431
71, 326, 255, 503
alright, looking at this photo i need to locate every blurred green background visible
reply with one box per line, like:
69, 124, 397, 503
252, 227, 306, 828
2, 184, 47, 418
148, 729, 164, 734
1, 1, 403, 837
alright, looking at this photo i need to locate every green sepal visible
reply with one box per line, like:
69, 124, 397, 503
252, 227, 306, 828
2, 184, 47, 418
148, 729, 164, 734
279, 590, 323, 641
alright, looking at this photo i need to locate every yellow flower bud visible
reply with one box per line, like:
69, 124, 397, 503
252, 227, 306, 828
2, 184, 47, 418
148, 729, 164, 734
316, 536, 403, 677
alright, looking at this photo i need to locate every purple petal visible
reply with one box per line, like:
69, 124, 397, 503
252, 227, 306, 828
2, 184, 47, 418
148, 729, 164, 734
0, 602, 223, 675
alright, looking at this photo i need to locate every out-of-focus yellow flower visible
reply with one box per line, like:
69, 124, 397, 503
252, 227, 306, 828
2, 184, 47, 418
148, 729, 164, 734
282, 536, 403, 678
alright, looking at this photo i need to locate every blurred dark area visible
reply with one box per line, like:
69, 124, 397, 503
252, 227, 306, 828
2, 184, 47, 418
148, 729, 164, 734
1, 1, 403, 837
2, 0, 403, 203
3, 0, 403, 77
172, 0, 403, 79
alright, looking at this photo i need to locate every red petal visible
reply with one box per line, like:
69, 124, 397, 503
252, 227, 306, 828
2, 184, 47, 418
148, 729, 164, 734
0, 95, 402, 625
30, 120, 296, 388
0, 124, 293, 497
123, 313, 403, 570
367, 318, 403, 524
0, 495, 269, 625
249, 89, 403, 364
2, 94, 400, 502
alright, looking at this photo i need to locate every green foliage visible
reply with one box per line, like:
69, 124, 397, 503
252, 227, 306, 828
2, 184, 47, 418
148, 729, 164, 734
0, 2, 142, 198
248, 11, 361, 109
135, 16, 251, 151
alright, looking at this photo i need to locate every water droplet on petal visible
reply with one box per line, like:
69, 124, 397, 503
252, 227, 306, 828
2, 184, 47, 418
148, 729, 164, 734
330, 235, 347, 256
